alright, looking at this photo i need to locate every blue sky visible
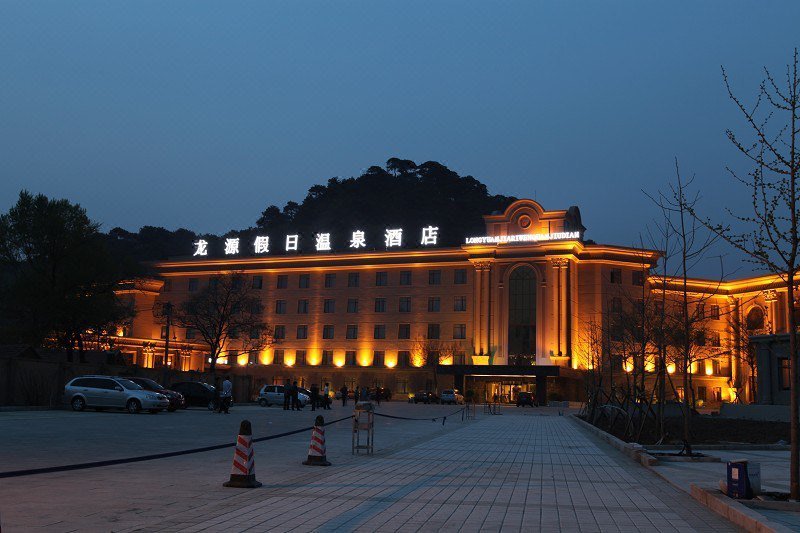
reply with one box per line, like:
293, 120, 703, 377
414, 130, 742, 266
1, 1, 798, 275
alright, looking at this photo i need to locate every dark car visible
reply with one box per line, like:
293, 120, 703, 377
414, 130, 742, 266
516, 392, 536, 407
171, 381, 217, 410
127, 377, 185, 411
413, 391, 438, 404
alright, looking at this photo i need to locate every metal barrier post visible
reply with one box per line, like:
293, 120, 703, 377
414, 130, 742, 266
352, 401, 374, 455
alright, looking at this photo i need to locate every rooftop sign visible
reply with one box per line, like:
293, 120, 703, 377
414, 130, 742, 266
464, 231, 581, 245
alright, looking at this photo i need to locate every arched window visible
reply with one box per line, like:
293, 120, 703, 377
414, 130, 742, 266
746, 306, 765, 331
508, 266, 536, 357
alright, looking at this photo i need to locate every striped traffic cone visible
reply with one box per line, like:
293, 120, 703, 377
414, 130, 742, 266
303, 415, 331, 466
223, 420, 262, 488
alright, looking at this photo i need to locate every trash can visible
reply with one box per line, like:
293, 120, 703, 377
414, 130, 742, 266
726, 460, 751, 499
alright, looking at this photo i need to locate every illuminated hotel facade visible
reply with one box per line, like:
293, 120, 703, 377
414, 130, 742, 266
117, 199, 793, 404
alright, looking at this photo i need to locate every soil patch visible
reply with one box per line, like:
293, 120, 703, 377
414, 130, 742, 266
586, 414, 790, 445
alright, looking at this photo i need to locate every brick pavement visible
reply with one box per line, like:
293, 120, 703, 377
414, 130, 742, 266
128, 413, 740, 532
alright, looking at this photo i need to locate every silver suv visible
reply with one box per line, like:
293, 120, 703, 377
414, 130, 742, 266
65, 375, 170, 414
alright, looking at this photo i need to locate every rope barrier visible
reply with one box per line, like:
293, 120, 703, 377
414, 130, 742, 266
372, 406, 466, 426
0, 414, 354, 479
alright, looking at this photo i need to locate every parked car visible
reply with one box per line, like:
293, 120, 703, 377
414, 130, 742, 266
126, 377, 185, 411
65, 375, 169, 414
440, 389, 465, 405
413, 391, 439, 404
257, 385, 309, 408
170, 381, 217, 410
516, 391, 536, 407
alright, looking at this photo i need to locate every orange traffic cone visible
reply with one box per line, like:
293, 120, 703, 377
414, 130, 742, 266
224, 420, 262, 488
303, 415, 331, 466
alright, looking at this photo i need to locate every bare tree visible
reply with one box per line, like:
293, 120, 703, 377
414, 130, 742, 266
688, 50, 800, 497
648, 162, 723, 456
172, 273, 272, 376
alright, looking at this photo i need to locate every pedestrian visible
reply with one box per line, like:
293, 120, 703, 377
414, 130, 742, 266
340, 385, 348, 407
310, 383, 319, 411
354, 386, 360, 403
362, 386, 369, 403
220, 376, 233, 414
375, 387, 381, 406
213, 378, 221, 413
323, 382, 331, 410
291, 380, 300, 411
283, 379, 291, 410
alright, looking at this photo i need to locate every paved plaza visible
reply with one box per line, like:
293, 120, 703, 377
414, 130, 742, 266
0, 404, 739, 532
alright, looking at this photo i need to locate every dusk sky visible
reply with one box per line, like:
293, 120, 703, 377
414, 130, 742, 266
2, 1, 799, 276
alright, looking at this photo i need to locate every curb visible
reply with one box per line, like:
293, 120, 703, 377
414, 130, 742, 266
567, 414, 658, 467
690, 484, 794, 533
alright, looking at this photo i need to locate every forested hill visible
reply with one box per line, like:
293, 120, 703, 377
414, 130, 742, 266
107, 158, 516, 261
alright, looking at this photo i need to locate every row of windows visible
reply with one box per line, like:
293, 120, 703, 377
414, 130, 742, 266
272, 323, 467, 341
265, 349, 468, 367
174, 269, 469, 293
272, 296, 468, 314
609, 268, 646, 286
609, 298, 722, 320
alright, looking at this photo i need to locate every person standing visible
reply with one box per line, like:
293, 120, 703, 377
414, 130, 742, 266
291, 380, 300, 411
310, 384, 319, 412
354, 386, 360, 403
283, 379, 291, 410
362, 386, 369, 403
219, 376, 233, 414
340, 385, 348, 407
375, 387, 381, 406
323, 382, 331, 410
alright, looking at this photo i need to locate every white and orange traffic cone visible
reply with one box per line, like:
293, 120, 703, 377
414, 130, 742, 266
224, 420, 262, 488
303, 415, 331, 466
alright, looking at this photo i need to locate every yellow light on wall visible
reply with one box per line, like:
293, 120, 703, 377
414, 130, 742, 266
357, 348, 372, 367
284, 352, 296, 367
385, 352, 398, 369
258, 349, 272, 365
667, 363, 676, 374
705, 361, 713, 376
623, 360, 633, 373
307, 348, 322, 366
333, 350, 345, 367
237, 353, 249, 366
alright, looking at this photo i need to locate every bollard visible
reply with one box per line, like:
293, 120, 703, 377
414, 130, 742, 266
303, 415, 331, 466
223, 419, 262, 488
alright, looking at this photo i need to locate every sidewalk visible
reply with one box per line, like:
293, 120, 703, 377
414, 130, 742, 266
128, 411, 738, 532
650, 447, 799, 530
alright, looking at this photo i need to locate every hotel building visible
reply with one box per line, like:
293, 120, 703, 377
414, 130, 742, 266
116, 199, 793, 404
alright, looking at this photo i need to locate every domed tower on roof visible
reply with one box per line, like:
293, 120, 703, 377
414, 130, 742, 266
480, 199, 585, 241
